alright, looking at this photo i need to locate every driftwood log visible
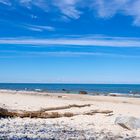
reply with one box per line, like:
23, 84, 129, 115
0, 104, 113, 119
40, 104, 91, 112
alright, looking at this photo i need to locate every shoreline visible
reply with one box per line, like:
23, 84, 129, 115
0, 89, 140, 139
0, 88, 140, 98
1, 83, 140, 97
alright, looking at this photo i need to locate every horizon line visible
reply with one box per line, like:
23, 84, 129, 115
0, 82, 140, 85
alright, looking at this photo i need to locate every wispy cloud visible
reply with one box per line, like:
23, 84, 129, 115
93, 0, 140, 26
1, 0, 140, 25
0, 50, 140, 58
19, 0, 48, 12
0, 36, 140, 47
53, 0, 81, 19
22, 24, 55, 32
18, 0, 81, 19
0, 0, 11, 6
93, 0, 128, 18
20, 0, 140, 26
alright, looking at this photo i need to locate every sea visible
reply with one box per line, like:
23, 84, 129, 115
0, 83, 140, 96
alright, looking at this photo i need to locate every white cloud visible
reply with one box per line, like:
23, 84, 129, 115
52, 0, 140, 25
93, 0, 140, 26
22, 24, 55, 32
0, 0, 11, 6
0, 36, 140, 47
53, 0, 81, 19
124, 0, 140, 26
93, 0, 128, 18
1, 0, 140, 26
19, 0, 48, 11
0, 50, 139, 58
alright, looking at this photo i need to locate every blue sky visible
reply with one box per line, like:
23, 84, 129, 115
0, 0, 140, 83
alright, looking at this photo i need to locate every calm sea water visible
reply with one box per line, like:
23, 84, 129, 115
0, 83, 140, 95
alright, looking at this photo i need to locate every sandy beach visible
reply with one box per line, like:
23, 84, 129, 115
0, 90, 140, 139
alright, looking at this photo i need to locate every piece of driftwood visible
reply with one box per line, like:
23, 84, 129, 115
0, 105, 113, 118
40, 104, 91, 112
84, 110, 113, 115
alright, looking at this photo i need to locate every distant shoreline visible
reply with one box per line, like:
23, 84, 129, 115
0, 88, 140, 99
0, 83, 140, 97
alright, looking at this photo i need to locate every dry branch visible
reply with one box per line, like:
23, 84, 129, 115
0, 105, 113, 119
40, 104, 91, 112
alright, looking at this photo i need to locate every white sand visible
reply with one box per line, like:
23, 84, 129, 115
0, 90, 140, 139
